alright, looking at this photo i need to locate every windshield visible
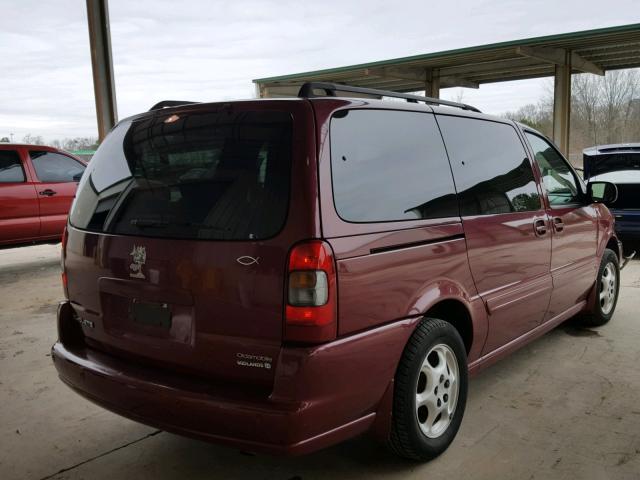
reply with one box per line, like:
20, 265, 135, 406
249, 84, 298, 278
70, 110, 292, 241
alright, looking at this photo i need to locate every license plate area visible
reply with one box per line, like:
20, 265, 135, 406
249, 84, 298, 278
130, 300, 172, 329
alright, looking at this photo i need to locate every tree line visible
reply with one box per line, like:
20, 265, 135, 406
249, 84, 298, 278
0, 134, 99, 151
504, 69, 640, 164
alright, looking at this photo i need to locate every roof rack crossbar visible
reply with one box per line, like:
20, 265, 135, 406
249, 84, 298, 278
297, 82, 481, 113
149, 100, 200, 111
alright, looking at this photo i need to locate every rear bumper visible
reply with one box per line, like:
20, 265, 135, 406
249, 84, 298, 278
52, 302, 418, 455
52, 342, 372, 455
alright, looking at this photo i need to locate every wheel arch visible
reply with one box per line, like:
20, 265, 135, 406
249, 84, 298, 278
407, 279, 488, 362
605, 236, 622, 262
424, 299, 474, 355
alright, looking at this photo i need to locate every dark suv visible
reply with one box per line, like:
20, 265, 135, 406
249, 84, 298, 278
583, 143, 640, 244
53, 83, 623, 460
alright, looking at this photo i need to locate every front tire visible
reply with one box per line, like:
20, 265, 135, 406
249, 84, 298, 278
389, 318, 468, 461
580, 248, 620, 327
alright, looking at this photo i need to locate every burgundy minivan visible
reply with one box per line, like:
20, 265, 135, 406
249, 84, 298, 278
53, 83, 623, 460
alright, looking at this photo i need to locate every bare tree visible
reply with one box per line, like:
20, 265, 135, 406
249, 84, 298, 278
450, 89, 465, 104
599, 69, 638, 144
502, 101, 552, 136
21, 133, 45, 145
48, 137, 99, 151
572, 73, 601, 145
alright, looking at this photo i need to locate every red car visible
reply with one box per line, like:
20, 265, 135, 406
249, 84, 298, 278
0, 144, 85, 246
53, 83, 623, 461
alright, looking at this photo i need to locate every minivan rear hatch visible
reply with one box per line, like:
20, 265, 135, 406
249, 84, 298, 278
65, 101, 316, 388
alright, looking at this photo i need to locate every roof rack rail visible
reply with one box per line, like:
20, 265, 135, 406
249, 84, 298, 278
149, 100, 199, 111
297, 82, 481, 113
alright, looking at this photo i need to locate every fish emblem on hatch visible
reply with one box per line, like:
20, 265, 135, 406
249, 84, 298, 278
129, 245, 147, 279
236, 256, 260, 266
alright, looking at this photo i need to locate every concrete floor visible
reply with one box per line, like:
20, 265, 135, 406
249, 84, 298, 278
1, 244, 639, 480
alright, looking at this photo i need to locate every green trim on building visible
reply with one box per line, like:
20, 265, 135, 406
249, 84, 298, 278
253, 23, 640, 84
70, 150, 96, 155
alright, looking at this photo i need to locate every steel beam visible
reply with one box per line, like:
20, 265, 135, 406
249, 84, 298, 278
364, 66, 426, 83
86, 0, 117, 141
362, 67, 477, 91
516, 45, 604, 76
441, 75, 479, 89
553, 51, 572, 156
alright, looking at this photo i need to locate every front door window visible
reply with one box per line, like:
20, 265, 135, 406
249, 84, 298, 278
525, 133, 580, 207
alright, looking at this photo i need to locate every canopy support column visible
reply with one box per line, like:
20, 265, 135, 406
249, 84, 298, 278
552, 52, 571, 156
86, 0, 117, 141
425, 68, 440, 98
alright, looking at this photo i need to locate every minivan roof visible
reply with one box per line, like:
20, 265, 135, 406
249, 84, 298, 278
133, 95, 512, 130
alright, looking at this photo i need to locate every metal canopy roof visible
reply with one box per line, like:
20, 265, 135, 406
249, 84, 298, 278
254, 23, 640, 96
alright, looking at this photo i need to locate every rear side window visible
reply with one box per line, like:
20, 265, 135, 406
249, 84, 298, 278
30, 151, 85, 183
330, 109, 458, 222
70, 110, 292, 241
437, 116, 541, 216
0, 150, 25, 183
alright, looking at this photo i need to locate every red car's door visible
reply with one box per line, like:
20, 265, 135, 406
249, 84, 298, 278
437, 115, 552, 355
524, 132, 599, 320
27, 149, 85, 238
0, 148, 40, 244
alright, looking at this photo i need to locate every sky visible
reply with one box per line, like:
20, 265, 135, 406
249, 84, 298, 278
0, 0, 639, 143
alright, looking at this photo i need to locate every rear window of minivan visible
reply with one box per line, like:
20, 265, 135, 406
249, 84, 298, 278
70, 110, 292, 241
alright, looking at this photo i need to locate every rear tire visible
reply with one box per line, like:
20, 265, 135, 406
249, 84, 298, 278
389, 318, 468, 461
579, 248, 620, 327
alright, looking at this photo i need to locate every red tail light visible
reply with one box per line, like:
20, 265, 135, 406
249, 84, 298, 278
285, 240, 337, 343
61, 225, 69, 299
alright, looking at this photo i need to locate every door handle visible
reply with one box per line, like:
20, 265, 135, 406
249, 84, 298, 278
534, 219, 547, 236
39, 189, 57, 197
553, 217, 564, 232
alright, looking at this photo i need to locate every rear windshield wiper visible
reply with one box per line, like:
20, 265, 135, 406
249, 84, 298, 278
129, 218, 205, 229
130, 218, 169, 228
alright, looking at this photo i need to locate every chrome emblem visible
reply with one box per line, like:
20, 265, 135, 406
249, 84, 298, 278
77, 317, 95, 329
129, 245, 147, 279
236, 352, 272, 369
236, 256, 260, 266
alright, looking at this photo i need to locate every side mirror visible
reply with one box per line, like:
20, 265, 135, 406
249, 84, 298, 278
72, 171, 84, 182
588, 181, 618, 205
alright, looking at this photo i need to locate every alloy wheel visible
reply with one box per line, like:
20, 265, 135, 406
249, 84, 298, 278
415, 344, 460, 438
599, 262, 617, 315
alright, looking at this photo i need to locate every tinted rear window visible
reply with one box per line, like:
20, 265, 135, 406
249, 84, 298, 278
330, 109, 458, 222
437, 115, 541, 216
70, 110, 292, 240
0, 150, 25, 183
